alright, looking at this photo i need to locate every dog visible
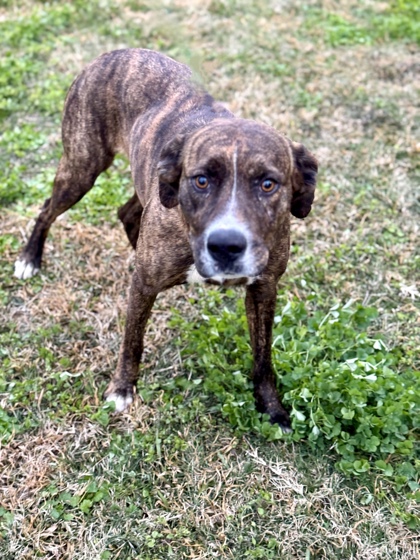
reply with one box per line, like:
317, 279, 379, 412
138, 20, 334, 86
14, 49, 318, 431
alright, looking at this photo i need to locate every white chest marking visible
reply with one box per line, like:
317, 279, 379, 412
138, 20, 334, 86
186, 265, 206, 284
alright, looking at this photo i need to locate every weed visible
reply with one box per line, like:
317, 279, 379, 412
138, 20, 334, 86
171, 292, 420, 498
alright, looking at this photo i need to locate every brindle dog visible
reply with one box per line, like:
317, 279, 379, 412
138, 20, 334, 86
15, 49, 318, 431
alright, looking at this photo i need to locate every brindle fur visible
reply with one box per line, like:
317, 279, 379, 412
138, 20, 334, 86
15, 49, 318, 430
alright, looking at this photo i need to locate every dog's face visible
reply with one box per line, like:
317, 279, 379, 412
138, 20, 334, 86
158, 119, 317, 281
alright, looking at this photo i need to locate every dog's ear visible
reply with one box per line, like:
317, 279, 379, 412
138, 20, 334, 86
157, 135, 185, 209
290, 142, 318, 219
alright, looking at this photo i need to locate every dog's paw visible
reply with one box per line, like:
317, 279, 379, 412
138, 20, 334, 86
105, 391, 133, 412
269, 411, 292, 433
254, 382, 292, 433
14, 258, 39, 280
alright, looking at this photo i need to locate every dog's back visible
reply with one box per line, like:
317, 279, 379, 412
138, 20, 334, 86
63, 49, 231, 205
63, 50, 190, 154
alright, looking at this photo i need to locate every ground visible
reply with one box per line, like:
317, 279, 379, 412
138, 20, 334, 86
0, 0, 419, 559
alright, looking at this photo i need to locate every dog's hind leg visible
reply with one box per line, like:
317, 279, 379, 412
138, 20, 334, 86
14, 150, 115, 279
118, 194, 143, 250
14, 65, 122, 279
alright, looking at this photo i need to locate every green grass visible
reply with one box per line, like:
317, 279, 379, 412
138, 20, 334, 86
0, 0, 419, 558
302, 0, 420, 47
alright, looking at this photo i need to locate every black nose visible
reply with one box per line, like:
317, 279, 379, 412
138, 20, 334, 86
207, 229, 247, 265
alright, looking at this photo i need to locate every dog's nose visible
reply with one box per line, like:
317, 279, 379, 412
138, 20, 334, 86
207, 229, 247, 265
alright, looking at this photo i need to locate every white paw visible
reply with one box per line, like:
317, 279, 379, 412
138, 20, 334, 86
14, 258, 39, 280
280, 425, 293, 434
105, 392, 133, 412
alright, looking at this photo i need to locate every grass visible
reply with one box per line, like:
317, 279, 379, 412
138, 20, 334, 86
0, 0, 419, 558
302, 0, 420, 47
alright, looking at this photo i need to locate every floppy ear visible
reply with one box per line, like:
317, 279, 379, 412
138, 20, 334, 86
157, 135, 185, 209
290, 142, 318, 219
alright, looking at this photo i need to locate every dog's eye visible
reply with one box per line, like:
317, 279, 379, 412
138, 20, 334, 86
261, 179, 278, 194
194, 176, 209, 189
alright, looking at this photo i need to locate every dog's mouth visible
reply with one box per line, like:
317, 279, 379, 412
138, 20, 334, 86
205, 276, 255, 287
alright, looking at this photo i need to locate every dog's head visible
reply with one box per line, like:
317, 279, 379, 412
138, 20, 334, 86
158, 118, 317, 281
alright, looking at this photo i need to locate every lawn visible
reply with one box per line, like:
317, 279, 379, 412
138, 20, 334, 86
0, 0, 419, 558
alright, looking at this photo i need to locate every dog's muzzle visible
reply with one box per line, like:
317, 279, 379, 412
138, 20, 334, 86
192, 222, 268, 280
207, 228, 247, 268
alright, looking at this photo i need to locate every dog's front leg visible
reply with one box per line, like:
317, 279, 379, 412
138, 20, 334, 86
104, 270, 157, 412
245, 281, 291, 431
